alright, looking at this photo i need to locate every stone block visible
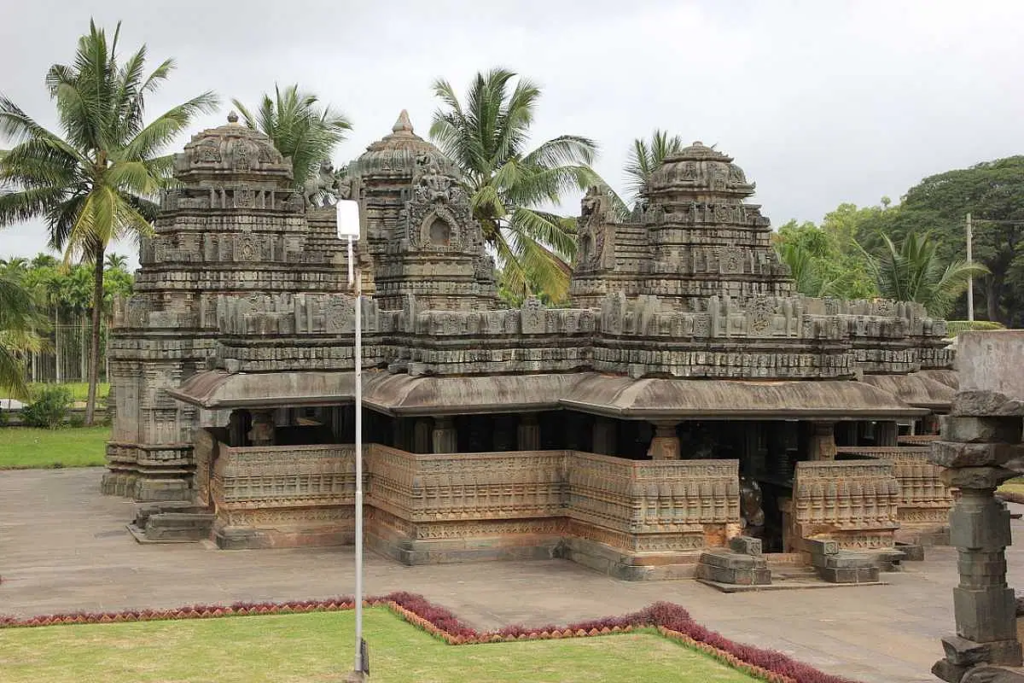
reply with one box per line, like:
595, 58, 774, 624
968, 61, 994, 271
728, 535, 763, 556
932, 442, 1024, 469
942, 635, 1023, 667
816, 565, 880, 583
958, 332, 1024, 402
949, 501, 1012, 550
953, 391, 1024, 418
802, 538, 839, 556
933, 657, 971, 683
955, 586, 1019, 642
943, 467, 1018, 490
695, 550, 771, 586
896, 541, 926, 561
963, 666, 1024, 683
941, 416, 1024, 445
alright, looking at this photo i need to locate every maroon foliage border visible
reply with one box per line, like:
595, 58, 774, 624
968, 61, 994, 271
1, 592, 857, 683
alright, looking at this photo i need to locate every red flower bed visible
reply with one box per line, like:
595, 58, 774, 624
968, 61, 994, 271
0, 593, 857, 683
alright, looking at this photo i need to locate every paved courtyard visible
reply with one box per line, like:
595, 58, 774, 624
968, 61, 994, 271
2, 468, 1022, 683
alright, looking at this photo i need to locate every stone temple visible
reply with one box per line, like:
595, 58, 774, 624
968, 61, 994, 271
104, 111, 959, 582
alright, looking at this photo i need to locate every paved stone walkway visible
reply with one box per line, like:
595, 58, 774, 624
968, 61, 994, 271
3, 468, 1023, 683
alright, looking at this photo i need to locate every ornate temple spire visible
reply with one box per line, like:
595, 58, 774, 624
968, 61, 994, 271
393, 109, 415, 135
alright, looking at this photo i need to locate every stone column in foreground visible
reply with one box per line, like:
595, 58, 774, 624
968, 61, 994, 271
930, 332, 1024, 683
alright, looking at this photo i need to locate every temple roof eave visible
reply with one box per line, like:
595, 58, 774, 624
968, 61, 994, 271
168, 369, 928, 420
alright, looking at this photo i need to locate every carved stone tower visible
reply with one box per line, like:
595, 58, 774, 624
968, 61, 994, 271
570, 142, 792, 311
104, 113, 347, 501
348, 110, 498, 311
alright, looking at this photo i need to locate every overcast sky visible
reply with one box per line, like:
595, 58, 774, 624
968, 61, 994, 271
1, 0, 1022, 268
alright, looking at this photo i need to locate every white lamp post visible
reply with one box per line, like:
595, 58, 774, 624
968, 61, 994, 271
336, 199, 367, 680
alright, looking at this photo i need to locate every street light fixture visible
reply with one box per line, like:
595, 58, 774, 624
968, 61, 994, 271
337, 199, 368, 681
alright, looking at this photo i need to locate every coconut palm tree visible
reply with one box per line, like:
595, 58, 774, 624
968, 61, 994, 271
231, 84, 352, 186
0, 269, 45, 401
0, 20, 219, 424
624, 129, 685, 204
861, 232, 989, 318
104, 252, 128, 270
429, 68, 599, 304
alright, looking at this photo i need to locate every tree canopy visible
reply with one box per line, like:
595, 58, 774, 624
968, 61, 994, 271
0, 20, 216, 422
885, 157, 1024, 325
429, 68, 598, 304
232, 84, 351, 186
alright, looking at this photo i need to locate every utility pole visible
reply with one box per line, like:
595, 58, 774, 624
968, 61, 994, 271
966, 213, 974, 322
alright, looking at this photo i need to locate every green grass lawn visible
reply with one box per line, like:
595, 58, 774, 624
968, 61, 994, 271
0, 609, 757, 683
0, 426, 109, 469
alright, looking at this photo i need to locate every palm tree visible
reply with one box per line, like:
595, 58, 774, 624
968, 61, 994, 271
624, 129, 685, 204
104, 252, 128, 270
232, 84, 351, 186
861, 232, 989, 318
0, 270, 45, 401
0, 20, 219, 424
429, 69, 599, 304
776, 241, 827, 297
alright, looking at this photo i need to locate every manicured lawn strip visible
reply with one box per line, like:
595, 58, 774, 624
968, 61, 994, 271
0, 608, 757, 683
1, 593, 857, 683
0, 426, 109, 469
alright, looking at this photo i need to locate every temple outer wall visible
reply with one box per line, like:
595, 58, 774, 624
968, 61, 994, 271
204, 440, 740, 579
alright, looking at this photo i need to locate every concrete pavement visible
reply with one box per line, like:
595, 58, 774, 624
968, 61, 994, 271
3, 467, 1020, 683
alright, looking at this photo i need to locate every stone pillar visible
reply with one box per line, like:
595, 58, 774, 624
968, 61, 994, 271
247, 410, 275, 446
929, 331, 1024, 682
877, 421, 898, 447
592, 418, 617, 456
807, 421, 837, 461
432, 416, 458, 454
517, 413, 541, 451
413, 418, 432, 454
647, 421, 680, 460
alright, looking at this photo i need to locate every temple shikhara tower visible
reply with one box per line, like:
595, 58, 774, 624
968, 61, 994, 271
106, 114, 959, 584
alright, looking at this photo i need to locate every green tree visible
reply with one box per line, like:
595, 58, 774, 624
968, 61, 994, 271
0, 269, 45, 400
429, 68, 599, 304
232, 84, 352, 186
104, 252, 127, 270
890, 157, 1024, 325
624, 130, 685, 204
0, 20, 218, 424
861, 232, 988, 318
772, 219, 877, 299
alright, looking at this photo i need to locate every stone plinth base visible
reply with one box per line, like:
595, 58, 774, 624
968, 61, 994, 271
366, 524, 563, 566
101, 471, 192, 502
560, 537, 701, 581
804, 539, 882, 583
213, 519, 355, 550
694, 549, 771, 586
128, 502, 214, 543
